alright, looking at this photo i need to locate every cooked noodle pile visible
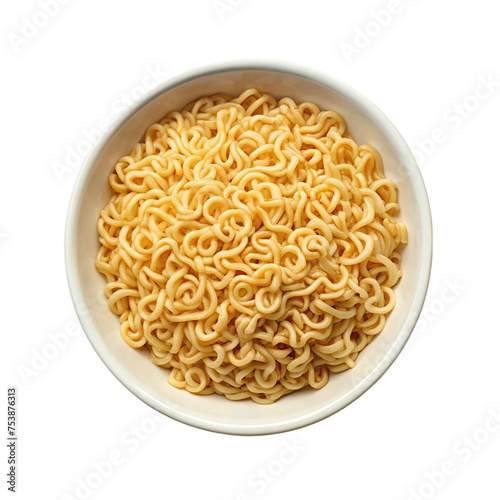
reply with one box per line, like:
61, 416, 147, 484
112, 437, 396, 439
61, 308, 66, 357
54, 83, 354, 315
95, 88, 407, 404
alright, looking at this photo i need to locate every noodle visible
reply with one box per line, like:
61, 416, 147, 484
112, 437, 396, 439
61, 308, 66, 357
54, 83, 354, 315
95, 88, 408, 404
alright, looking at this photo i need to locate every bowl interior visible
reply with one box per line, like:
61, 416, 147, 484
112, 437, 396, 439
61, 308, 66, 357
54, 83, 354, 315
66, 67, 431, 435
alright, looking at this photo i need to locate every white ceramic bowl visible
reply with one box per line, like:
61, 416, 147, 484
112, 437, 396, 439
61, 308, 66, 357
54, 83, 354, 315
65, 62, 432, 435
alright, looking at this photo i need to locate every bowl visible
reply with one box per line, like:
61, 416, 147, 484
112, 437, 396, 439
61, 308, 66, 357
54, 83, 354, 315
65, 62, 432, 435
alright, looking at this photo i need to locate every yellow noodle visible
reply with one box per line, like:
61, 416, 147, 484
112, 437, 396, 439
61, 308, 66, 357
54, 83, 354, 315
95, 89, 408, 404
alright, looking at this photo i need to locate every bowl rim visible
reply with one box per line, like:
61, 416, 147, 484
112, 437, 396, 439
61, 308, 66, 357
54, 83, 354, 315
65, 60, 433, 435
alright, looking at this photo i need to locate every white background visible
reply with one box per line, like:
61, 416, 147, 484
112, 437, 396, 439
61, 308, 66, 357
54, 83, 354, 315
2, 1, 500, 499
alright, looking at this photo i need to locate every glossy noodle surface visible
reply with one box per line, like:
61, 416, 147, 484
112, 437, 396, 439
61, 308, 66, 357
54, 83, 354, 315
95, 89, 408, 403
